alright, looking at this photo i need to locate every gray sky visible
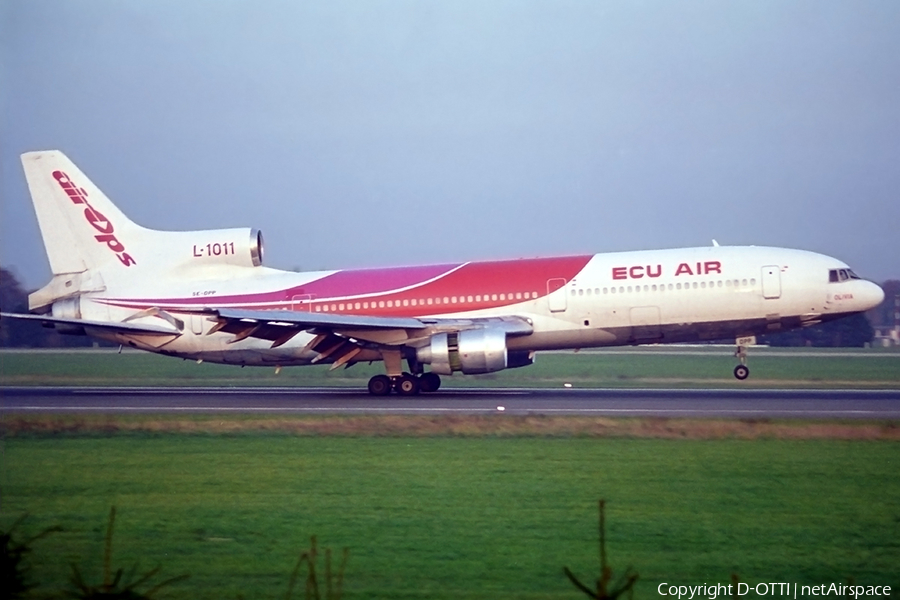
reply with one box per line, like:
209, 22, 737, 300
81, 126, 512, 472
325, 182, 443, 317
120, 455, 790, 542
2, 1, 898, 290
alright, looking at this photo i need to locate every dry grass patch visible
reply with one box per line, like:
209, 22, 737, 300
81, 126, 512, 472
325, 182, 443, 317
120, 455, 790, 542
2, 414, 899, 440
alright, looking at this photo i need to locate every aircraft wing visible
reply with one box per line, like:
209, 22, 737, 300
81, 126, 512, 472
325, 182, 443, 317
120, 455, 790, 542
0, 312, 182, 336
210, 308, 427, 331
202, 307, 533, 350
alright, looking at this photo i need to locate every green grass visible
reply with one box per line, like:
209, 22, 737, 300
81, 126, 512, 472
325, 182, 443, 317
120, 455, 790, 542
2, 435, 899, 599
1, 348, 899, 388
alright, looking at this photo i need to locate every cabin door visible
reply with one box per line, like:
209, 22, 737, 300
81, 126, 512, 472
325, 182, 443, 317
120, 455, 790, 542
761, 266, 781, 299
291, 294, 313, 311
547, 278, 568, 313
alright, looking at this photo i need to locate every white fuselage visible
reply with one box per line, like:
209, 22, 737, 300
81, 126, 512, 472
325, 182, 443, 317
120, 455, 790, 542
74, 245, 883, 367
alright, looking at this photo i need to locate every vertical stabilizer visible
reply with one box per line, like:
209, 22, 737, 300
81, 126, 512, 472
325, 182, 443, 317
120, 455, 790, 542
22, 150, 264, 312
21, 151, 146, 276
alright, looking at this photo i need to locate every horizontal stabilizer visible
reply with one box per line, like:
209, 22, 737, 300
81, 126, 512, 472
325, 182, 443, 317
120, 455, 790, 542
0, 312, 182, 336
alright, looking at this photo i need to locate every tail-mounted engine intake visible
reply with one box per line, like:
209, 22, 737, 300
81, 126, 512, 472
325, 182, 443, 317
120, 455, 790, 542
416, 328, 533, 375
187, 228, 264, 268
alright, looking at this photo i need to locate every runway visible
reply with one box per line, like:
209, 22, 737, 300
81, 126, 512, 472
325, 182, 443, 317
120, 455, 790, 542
2, 386, 900, 419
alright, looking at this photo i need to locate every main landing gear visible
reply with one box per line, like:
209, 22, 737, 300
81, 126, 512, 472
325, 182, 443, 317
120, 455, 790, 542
733, 336, 754, 380
367, 372, 442, 396
367, 349, 441, 396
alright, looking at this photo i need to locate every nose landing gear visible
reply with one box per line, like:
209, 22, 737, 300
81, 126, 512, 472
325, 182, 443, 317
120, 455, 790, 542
733, 336, 754, 380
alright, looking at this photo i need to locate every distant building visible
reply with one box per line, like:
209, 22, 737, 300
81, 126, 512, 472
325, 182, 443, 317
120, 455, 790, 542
873, 293, 900, 347
873, 325, 900, 347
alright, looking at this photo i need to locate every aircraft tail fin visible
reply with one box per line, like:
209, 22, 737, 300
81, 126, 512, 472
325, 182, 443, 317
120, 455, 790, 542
22, 150, 264, 311
21, 150, 145, 276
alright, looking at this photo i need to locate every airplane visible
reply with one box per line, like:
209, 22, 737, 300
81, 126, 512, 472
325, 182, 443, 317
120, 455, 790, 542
1, 151, 885, 395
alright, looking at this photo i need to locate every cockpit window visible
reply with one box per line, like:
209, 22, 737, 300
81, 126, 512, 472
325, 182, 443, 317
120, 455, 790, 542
829, 268, 862, 283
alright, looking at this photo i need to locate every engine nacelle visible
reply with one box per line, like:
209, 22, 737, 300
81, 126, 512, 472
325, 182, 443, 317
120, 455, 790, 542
51, 297, 85, 335
184, 228, 264, 268
416, 328, 532, 375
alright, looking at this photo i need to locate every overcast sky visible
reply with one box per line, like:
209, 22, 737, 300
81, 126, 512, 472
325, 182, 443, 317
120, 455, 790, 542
2, 1, 898, 290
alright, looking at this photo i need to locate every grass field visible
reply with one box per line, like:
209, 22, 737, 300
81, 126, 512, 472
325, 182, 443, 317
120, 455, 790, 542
2, 348, 898, 598
1, 346, 899, 388
2, 434, 899, 599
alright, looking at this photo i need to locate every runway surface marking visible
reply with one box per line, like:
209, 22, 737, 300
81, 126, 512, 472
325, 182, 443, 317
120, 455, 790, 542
3, 387, 899, 418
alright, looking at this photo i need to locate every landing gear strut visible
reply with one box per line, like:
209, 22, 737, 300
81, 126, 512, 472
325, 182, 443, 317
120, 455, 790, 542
366, 372, 442, 395
733, 336, 754, 380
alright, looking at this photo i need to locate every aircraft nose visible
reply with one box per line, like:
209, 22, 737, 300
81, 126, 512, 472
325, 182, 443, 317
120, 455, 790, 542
859, 280, 885, 311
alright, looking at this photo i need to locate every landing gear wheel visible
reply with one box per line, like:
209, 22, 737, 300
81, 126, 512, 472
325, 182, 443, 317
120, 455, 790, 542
394, 374, 420, 396
419, 372, 441, 393
368, 374, 393, 396
733, 365, 750, 380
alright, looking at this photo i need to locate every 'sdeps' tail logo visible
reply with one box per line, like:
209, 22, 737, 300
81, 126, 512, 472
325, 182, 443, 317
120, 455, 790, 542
53, 170, 136, 267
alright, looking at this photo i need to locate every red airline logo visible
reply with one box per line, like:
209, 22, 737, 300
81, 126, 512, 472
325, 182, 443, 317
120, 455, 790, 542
53, 171, 136, 267
613, 261, 721, 280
